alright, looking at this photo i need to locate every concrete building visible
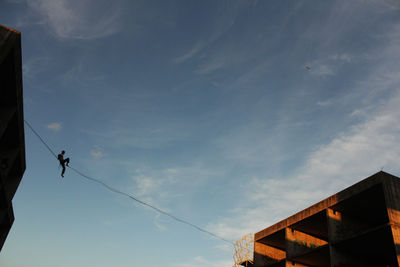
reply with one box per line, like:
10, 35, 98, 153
251, 171, 400, 266
0, 25, 26, 251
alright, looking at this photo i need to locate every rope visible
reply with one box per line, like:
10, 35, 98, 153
24, 120, 57, 159
24, 120, 234, 245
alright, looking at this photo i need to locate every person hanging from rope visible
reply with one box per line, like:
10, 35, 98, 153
57, 150, 70, 178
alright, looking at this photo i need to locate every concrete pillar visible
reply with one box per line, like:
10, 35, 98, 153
390, 225, 400, 266
383, 176, 400, 266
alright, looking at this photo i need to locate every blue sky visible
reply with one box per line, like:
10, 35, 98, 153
1, 0, 400, 266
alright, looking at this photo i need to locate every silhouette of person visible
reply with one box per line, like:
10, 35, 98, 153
57, 150, 70, 178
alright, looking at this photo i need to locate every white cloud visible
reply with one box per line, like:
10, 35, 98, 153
129, 163, 223, 200
308, 62, 335, 77
207, 18, 400, 243
62, 61, 105, 86
135, 175, 160, 196
214, 243, 232, 253
316, 99, 334, 107
23, 56, 51, 78
173, 1, 247, 66
153, 213, 167, 231
47, 122, 62, 132
306, 53, 355, 77
175, 256, 232, 267
90, 145, 104, 158
195, 58, 226, 75
380, 0, 400, 11
27, 0, 122, 39
330, 53, 352, 63
207, 89, 400, 242
174, 43, 204, 64
90, 150, 103, 158
5, 0, 25, 3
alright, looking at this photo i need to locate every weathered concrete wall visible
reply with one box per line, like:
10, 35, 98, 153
383, 176, 400, 264
390, 222, 400, 265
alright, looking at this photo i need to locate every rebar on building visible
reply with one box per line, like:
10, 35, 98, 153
233, 233, 254, 267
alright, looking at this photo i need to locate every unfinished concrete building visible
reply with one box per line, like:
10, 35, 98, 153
0, 25, 26, 251
250, 171, 400, 266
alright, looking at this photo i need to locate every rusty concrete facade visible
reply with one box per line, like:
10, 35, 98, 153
253, 171, 400, 267
0, 25, 26, 251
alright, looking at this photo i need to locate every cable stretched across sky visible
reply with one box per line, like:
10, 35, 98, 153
24, 119, 235, 245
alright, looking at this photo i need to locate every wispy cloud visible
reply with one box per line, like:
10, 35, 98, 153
90, 145, 104, 158
380, 0, 400, 11
309, 63, 335, 76
307, 53, 353, 77
93, 120, 192, 150
330, 53, 352, 62
134, 175, 163, 196
47, 122, 62, 132
175, 256, 232, 267
207, 15, 400, 243
27, 0, 122, 39
195, 58, 226, 75
62, 61, 104, 84
173, 1, 248, 65
208, 89, 400, 241
5, 0, 25, 3
23, 56, 51, 78
153, 213, 167, 231
316, 99, 334, 107
128, 163, 223, 200
174, 43, 205, 64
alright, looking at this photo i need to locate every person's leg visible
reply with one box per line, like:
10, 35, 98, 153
61, 164, 66, 177
65, 158, 70, 166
